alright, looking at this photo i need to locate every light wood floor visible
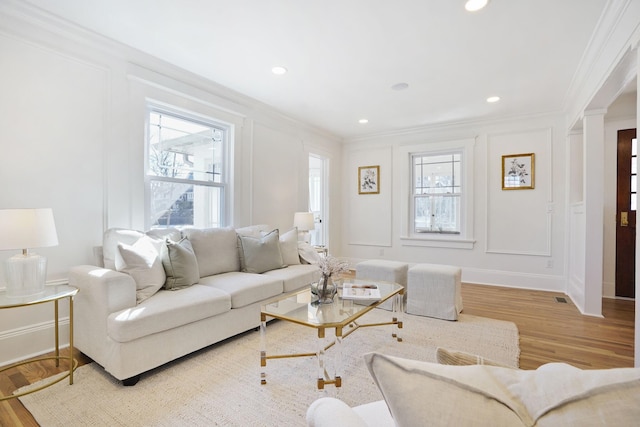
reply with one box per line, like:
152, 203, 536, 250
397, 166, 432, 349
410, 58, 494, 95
0, 283, 635, 426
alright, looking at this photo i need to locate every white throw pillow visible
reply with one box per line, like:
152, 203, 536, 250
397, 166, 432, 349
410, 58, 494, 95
365, 352, 640, 427
103, 228, 145, 270
236, 224, 271, 238
115, 235, 166, 304
436, 347, 511, 367
266, 228, 300, 266
103, 227, 181, 270
298, 241, 322, 264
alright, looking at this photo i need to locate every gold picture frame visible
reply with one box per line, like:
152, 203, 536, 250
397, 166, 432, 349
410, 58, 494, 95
358, 165, 380, 194
502, 153, 535, 190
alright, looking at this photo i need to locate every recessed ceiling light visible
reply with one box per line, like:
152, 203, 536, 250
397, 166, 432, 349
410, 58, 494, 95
271, 66, 288, 75
391, 82, 409, 91
359, 119, 369, 124
486, 96, 500, 103
465, 0, 489, 12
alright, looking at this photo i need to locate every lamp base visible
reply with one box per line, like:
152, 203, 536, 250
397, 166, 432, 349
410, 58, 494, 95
4, 252, 47, 298
297, 230, 311, 244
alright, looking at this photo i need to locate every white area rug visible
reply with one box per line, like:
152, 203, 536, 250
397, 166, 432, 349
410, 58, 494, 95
19, 309, 519, 426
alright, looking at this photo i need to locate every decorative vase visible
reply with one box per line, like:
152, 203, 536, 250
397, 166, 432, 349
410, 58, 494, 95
315, 274, 337, 304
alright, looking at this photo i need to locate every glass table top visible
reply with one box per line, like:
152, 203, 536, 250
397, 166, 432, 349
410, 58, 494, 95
0, 284, 78, 308
261, 278, 403, 328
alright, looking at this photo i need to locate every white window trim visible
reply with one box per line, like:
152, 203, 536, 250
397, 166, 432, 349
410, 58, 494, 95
144, 104, 232, 230
398, 138, 476, 250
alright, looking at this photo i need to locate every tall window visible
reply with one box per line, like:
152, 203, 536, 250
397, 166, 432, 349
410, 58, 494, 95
146, 108, 228, 229
412, 151, 462, 234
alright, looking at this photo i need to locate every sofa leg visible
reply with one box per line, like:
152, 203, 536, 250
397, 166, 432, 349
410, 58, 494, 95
122, 375, 141, 386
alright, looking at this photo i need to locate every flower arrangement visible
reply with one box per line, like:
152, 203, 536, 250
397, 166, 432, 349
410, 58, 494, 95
313, 255, 350, 303
318, 255, 350, 278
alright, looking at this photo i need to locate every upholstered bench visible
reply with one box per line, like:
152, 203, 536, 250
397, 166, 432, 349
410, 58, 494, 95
406, 263, 463, 320
355, 259, 409, 310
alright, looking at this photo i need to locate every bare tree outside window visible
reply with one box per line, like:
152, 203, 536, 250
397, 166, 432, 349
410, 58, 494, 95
412, 152, 462, 234
146, 110, 227, 229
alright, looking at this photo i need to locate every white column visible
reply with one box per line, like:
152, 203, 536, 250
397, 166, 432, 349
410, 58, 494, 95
582, 109, 607, 317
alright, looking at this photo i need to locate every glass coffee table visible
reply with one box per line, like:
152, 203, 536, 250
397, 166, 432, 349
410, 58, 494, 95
260, 278, 404, 390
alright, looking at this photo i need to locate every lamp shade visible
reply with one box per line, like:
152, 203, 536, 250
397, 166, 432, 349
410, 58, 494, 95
293, 212, 315, 232
0, 208, 59, 251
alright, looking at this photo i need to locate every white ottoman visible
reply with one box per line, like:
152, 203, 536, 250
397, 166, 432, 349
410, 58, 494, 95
406, 264, 463, 320
356, 260, 408, 311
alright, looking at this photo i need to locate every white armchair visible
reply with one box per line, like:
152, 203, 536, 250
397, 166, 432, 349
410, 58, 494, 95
306, 398, 394, 427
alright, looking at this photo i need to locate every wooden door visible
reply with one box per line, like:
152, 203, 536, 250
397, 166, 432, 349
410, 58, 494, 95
615, 128, 637, 298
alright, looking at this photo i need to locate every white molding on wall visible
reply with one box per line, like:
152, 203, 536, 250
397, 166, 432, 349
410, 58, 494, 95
485, 127, 554, 256
348, 242, 392, 248
565, 0, 640, 128
0, 318, 71, 367
399, 237, 475, 250
347, 146, 393, 247
343, 257, 565, 293
462, 267, 566, 293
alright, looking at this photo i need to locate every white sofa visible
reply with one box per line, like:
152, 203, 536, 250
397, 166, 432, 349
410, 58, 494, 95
70, 225, 320, 385
306, 350, 640, 427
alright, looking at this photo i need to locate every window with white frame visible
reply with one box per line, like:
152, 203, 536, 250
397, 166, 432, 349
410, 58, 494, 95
146, 108, 228, 229
411, 151, 462, 234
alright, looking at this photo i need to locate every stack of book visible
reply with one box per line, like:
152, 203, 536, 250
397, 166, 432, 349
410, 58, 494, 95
341, 283, 381, 300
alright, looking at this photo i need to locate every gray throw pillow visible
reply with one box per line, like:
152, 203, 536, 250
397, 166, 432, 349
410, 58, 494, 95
161, 237, 200, 290
237, 229, 286, 274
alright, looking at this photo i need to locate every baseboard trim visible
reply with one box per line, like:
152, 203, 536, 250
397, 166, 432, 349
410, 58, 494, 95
0, 317, 71, 367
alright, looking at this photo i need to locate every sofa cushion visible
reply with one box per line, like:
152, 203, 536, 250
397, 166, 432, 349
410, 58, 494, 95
183, 227, 239, 276
365, 352, 640, 427
115, 236, 166, 304
278, 228, 301, 265
199, 271, 283, 308
161, 237, 200, 290
107, 285, 231, 343
263, 264, 321, 293
103, 227, 181, 270
237, 229, 286, 274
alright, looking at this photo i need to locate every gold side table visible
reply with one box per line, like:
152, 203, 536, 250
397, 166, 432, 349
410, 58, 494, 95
0, 284, 78, 400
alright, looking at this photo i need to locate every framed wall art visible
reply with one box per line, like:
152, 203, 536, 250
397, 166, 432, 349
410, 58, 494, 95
358, 165, 380, 194
502, 153, 535, 190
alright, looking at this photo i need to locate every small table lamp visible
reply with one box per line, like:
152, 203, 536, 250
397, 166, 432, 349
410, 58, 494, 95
293, 212, 315, 243
0, 208, 59, 298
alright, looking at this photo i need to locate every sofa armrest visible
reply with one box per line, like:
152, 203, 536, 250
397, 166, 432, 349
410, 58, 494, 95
69, 265, 136, 360
70, 265, 136, 313
306, 397, 369, 427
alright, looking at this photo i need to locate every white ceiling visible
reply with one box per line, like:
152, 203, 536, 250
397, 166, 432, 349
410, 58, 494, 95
25, 0, 610, 139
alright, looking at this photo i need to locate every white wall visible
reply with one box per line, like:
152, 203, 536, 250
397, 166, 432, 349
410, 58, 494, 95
0, 4, 342, 366
1, 0, 638, 367
342, 114, 567, 291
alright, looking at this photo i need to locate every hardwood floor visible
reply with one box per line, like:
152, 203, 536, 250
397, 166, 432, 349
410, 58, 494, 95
0, 283, 635, 426
461, 283, 635, 370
